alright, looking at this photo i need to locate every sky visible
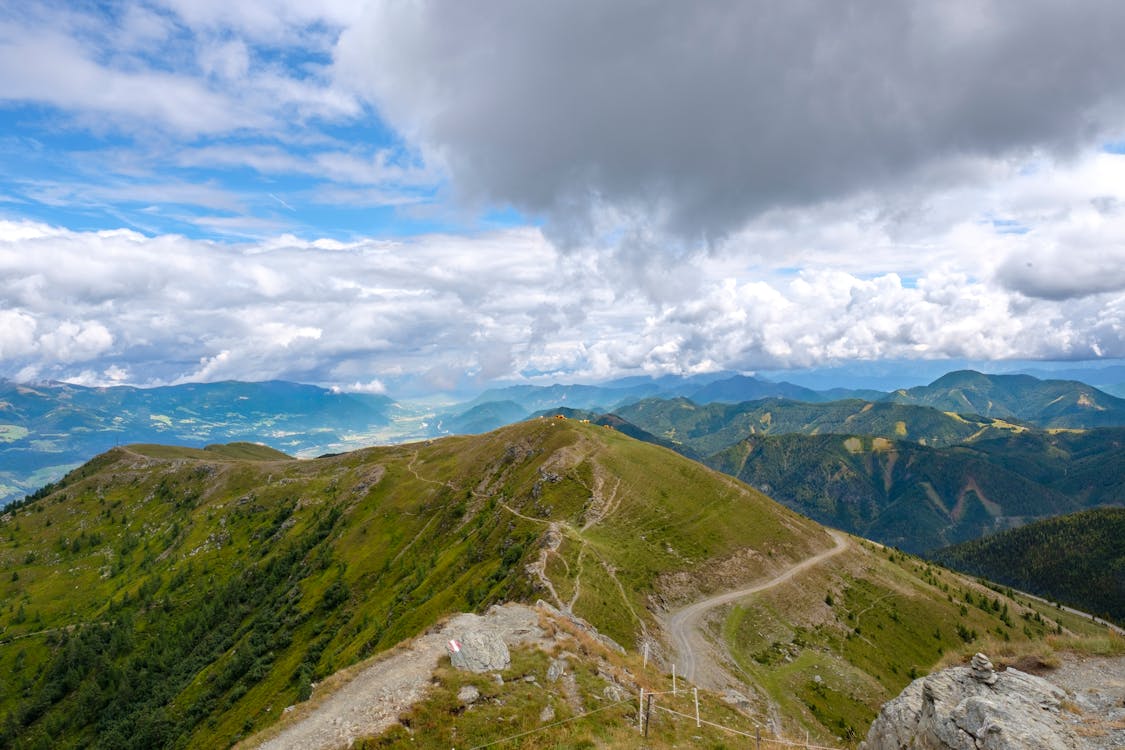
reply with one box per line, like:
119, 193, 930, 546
2, 1, 1125, 396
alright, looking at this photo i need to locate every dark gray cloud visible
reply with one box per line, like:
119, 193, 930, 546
338, 0, 1125, 243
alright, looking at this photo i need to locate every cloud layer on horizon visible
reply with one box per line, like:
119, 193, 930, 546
3, 146, 1125, 392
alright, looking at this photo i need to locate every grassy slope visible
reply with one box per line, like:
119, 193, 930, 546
0, 420, 825, 749
0, 421, 1110, 749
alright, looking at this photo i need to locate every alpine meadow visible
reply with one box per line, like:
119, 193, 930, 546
3, 2, 1125, 749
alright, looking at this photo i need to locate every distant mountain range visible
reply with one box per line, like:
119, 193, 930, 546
0, 379, 397, 505
434, 371, 854, 431
435, 369, 1125, 438
4, 369, 1125, 524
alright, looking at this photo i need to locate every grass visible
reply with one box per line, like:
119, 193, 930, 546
937, 628, 1125, 671
0, 421, 1110, 749
718, 542, 1113, 746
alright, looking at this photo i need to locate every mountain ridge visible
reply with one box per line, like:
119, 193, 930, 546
883, 370, 1125, 428
0, 420, 1108, 747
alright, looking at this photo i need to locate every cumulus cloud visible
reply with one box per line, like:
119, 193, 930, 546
1, 216, 1123, 391
332, 379, 387, 395
336, 0, 1125, 244
4, 3, 1125, 391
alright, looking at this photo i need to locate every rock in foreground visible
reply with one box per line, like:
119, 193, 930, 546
860, 653, 1077, 750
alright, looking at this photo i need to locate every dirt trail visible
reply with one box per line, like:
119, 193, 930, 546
665, 529, 849, 688
248, 605, 548, 750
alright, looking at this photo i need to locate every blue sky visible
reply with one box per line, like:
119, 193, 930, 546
0, 83, 449, 240
2, 1, 1125, 395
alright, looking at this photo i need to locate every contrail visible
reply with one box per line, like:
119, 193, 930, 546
269, 193, 295, 211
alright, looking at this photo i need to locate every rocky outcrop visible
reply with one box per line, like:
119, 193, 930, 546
860, 653, 1078, 750
449, 625, 512, 673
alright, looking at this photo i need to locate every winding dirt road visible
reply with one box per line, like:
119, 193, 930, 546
666, 529, 849, 685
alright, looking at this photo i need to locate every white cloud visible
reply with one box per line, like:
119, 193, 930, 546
331, 379, 386, 395
0, 3, 360, 139
0, 23, 262, 135
0, 309, 36, 358
4, 3, 1125, 392
37, 320, 114, 362
1, 215, 1123, 391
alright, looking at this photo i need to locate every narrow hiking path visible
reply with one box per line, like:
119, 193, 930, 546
665, 529, 849, 687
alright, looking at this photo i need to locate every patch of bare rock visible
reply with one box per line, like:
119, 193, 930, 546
860, 652, 1125, 750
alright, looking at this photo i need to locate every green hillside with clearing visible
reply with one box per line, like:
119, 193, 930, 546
706, 429, 1125, 553
933, 508, 1125, 623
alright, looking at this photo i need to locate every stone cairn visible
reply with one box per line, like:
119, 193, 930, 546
970, 652, 998, 685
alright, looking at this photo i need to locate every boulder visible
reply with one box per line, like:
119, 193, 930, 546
860, 654, 1078, 750
448, 629, 511, 673
547, 657, 566, 683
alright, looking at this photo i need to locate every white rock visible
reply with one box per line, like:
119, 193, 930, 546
449, 629, 511, 673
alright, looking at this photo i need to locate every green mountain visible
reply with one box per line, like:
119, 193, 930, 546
0, 379, 398, 506
0, 420, 1103, 748
706, 432, 1105, 553
932, 508, 1125, 623
954, 428, 1125, 502
435, 399, 528, 435
616, 396, 1022, 456
437, 375, 885, 438
883, 370, 1125, 428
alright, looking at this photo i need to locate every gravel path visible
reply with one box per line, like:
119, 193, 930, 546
1049, 654, 1125, 750
250, 604, 547, 750
664, 529, 849, 688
